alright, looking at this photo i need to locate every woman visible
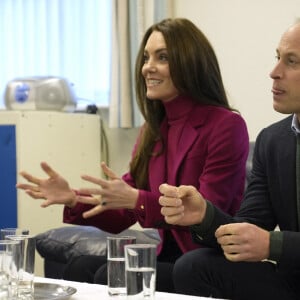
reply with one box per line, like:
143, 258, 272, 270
17, 18, 249, 292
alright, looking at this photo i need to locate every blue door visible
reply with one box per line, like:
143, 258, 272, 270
0, 125, 17, 228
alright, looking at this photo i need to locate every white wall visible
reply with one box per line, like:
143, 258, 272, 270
173, 0, 300, 140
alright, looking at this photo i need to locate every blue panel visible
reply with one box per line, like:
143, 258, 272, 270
0, 125, 17, 228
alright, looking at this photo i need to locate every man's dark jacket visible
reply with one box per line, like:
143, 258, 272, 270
192, 115, 300, 270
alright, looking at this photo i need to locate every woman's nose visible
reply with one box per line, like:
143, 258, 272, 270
144, 58, 157, 72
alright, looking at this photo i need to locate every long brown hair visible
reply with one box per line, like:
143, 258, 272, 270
130, 18, 234, 189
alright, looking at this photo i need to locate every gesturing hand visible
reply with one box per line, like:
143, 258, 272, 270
159, 184, 207, 226
75, 162, 139, 218
215, 223, 270, 262
16, 162, 76, 208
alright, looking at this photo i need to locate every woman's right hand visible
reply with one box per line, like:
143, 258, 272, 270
16, 162, 77, 208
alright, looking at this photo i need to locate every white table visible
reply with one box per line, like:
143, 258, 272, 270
35, 276, 224, 300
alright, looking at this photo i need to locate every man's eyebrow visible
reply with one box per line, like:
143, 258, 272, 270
276, 48, 300, 57
286, 51, 300, 56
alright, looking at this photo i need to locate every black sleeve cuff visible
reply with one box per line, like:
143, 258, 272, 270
190, 200, 215, 241
269, 231, 283, 262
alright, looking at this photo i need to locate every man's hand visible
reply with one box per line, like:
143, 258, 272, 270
159, 184, 207, 226
215, 223, 270, 262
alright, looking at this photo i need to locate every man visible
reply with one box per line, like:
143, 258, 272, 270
158, 21, 300, 300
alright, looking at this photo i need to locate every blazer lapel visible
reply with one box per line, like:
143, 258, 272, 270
148, 120, 168, 192
148, 105, 208, 188
168, 105, 209, 185
168, 123, 199, 184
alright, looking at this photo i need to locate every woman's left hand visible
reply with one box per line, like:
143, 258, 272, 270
76, 162, 139, 218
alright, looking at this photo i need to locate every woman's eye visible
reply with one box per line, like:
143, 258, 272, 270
159, 54, 168, 61
143, 55, 149, 62
275, 55, 280, 61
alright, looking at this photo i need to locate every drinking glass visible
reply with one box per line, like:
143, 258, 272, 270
125, 244, 157, 299
6, 235, 35, 299
0, 228, 29, 240
107, 236, 136, 296
0, 239, 21, 299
